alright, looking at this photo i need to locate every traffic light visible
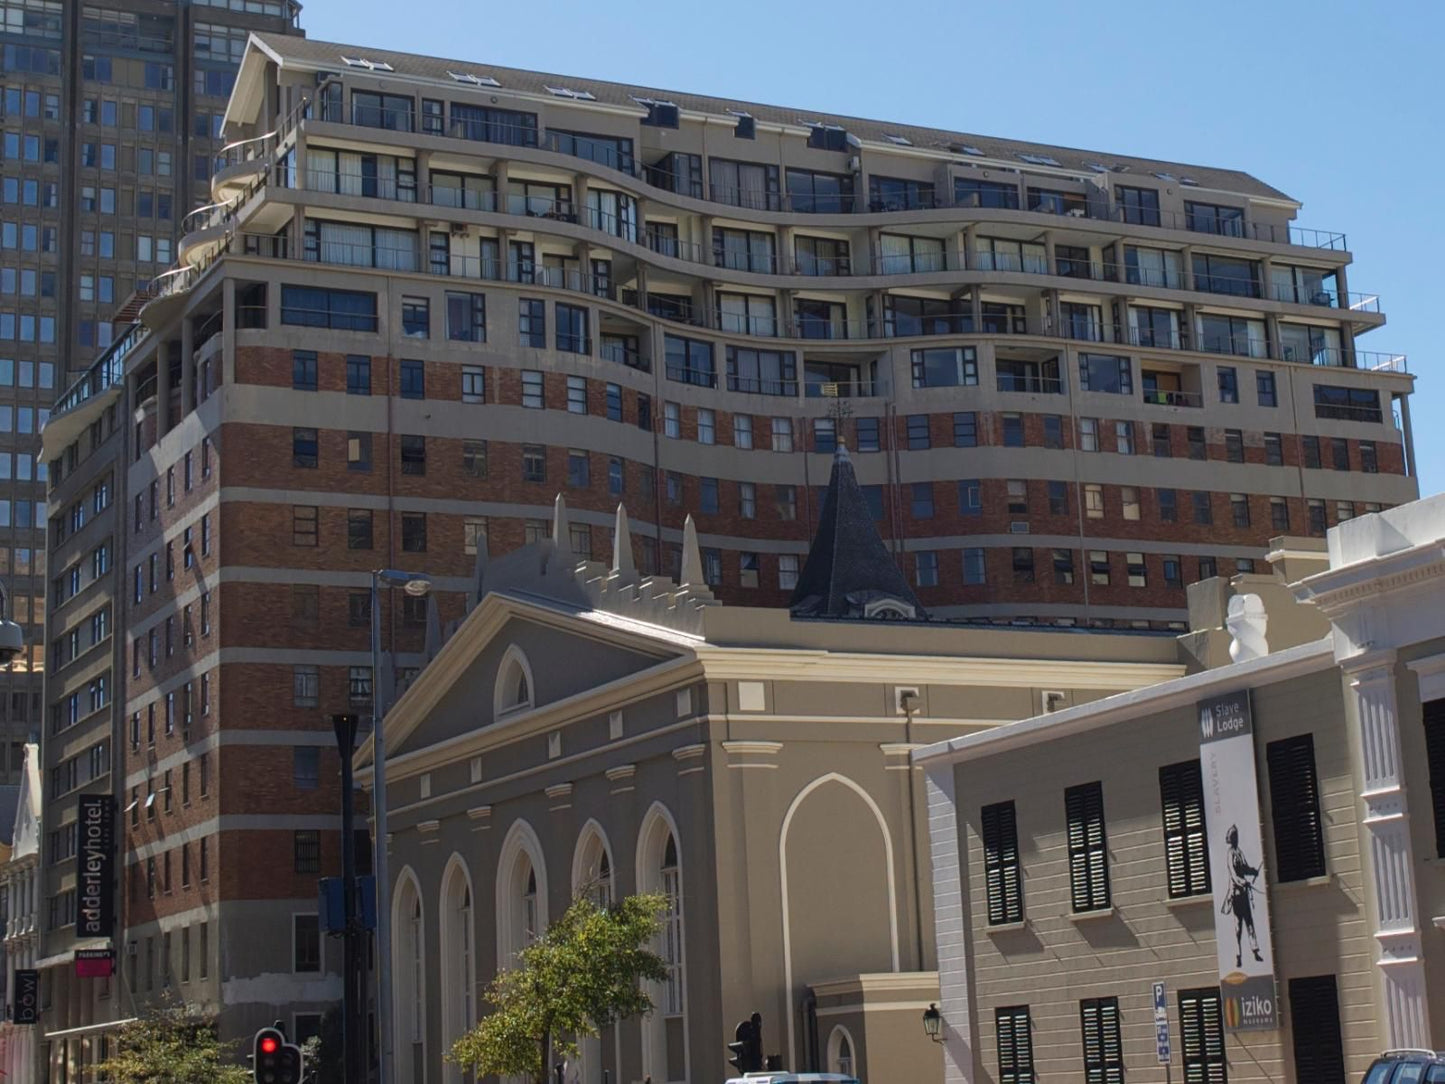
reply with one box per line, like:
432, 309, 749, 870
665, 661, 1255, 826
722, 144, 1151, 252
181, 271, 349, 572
727, 1014, 763, 1075
253, 1025, 304, 1084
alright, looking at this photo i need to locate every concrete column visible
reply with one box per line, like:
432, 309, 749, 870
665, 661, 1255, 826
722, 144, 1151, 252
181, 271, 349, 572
1041, 229, 1056, 277
156, 340, 173, 436
1399, 393, 1416, 479
867, 225, 882, 274
573, 171, 590, 222
1259, 255, 1275, 303
924, 766, 973, 1084
180, 314, 194, 417
416, 149, 431, 204
777, 224, 795, 275
1180, 244, 1195, 291
221, 277, 236, 389
492, 160, 510, 214
1344, 652, 1431, 1049
958, 225, 973, 271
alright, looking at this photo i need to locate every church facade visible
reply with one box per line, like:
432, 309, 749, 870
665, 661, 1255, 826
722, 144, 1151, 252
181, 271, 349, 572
361, 449, 1188, 1084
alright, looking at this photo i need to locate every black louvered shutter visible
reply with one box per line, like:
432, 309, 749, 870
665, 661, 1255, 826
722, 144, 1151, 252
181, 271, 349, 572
983, 801, 1023, 924
1423, 700, 1445, 857
1178, 987, 1227, 1084
1266, 734, 1326, 881
1066, 782, 1110, 911
995, 1006, 1034, 1084
1080, 997, 1123, 1084
1288, 975, 1345, 1084
1160, 761, 1211, 898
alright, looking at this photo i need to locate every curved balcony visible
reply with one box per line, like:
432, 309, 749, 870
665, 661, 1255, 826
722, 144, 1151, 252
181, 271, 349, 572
304, 104, 1349, 252
177, 202, 235, 268
140, 266, 199, 329
252, 162, 1382, 329
214, 229, 1407, 378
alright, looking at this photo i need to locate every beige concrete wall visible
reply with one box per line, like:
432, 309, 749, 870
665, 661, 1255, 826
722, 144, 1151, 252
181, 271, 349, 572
954, 667, 1378, 1084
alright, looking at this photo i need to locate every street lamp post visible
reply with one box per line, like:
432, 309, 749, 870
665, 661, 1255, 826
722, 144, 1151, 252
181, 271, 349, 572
370, 568, 431, 1084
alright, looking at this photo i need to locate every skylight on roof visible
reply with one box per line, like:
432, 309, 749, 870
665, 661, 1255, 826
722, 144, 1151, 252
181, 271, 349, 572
546, 86, 596, 101
1111, 163, 1132, 173
1086, 163, 1109, 173
884, 134, 911, 146
951, 143, 985, 156
1180, 176, 1200, 186
447, 70, 500, 87
1153, 171, 1176, 181
341, 56, 393, 72
1018, 152, 1061, 166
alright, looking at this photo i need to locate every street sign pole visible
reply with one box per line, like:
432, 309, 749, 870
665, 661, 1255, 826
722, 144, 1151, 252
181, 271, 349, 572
1153, 980, 1172, 1080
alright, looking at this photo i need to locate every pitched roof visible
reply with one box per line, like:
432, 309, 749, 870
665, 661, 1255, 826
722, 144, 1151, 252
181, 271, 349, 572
789, 444, 924, 620
248, 33, 1293, 202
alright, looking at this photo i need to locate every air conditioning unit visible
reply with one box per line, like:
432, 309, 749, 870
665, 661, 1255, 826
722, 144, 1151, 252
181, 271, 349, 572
449, 222, 468, 236
1009, 521, 1030, 534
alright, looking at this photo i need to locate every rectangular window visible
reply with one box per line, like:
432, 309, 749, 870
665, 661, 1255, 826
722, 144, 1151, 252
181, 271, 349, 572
1266, 734, 1326, 881
1079, 418, 1098, 452
401, 513, 427, 553
1288, 976, 1345, 1084
556, 303, 590, 353
1078, 354, 1132, 395
995, 1006, 1035, 1084
1177, 988, 1227, 1084
567, 375, 588, 415
959, 479, 982, 517
293, 914, 321, 973
292, 506, 318, 547
446, 291, 486, 342
1231, 493, 1250, 528
346, 355, 371, 395
734, 415, 753, 449
1271, 498, 1290, 531
1079, 997, 1123, 1084
400, 435, 426, 475
1224, 429, 1244, 463
1114, 421, 1134, 455
521, 370, 544, 408
1065, 782, 1110, 912
1423, 700, 1445, 858
1265, 432, 1284, 466
953, 412, 977, 448
1193, 492, 1213, 525
907, 415, 931, 450
911, 482, 934, 519
1160, 761, 1211, 898
519, 299, 546, 347
348, 509, 373, 550
1257, 370, 1277, 407
911, 347, 977, 388
1126, 552, 1147, 587
982, 801, 1023, 925
1158, 488, 1178, 523
915, 551, 939, 588
1053, 549, 1075, 585
778, 554, 799, 590
1048, 481, 1069, 516
399, 359, 425, 399
522, 444, 546, 483
1360, 441, 1378, 474
1001, 413, 1024, 447
292, 350, 317, 391
292, 427, 318, 468
963, 548, 987, 585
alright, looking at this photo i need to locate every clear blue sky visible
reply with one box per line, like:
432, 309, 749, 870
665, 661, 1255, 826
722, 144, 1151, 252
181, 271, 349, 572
301, 0, 1443, 494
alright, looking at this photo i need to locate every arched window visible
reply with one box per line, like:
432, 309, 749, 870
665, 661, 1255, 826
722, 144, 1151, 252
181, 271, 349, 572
392, 870, 426, 1084
494, 645, 535, 717
440, 857, 476, 1084
827, 1026, 855, 1078
572, 822, 614, 909
637, 804, 687, 1082
497, 821, 548, 969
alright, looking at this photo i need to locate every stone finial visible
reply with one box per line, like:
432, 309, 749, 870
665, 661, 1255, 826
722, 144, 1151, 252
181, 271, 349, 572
612, 504, 635, 573
679, 514, 704, 587
1226, 593, 1269, 663
552, 493, 571, 553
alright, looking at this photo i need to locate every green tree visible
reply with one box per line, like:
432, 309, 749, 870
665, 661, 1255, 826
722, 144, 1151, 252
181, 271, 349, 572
449, 892, 671, 1084
95, 1000, 251, 1084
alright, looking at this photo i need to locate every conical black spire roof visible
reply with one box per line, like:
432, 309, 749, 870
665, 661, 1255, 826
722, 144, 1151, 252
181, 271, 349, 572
789, 444, 925, 620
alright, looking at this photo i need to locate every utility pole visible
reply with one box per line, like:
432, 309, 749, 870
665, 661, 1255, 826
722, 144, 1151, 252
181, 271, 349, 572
332, 712, 363, 1084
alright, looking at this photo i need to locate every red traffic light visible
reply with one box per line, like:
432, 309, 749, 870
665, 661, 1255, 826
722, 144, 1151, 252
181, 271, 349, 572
260, 1036, 279, 1055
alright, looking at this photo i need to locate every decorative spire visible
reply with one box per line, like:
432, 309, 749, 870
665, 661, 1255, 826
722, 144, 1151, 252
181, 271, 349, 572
679, 514, 705, 587
612, 504, 635, 573
467, 527, 489, 612
551, 493, 571, 553
789, 440, 924, 620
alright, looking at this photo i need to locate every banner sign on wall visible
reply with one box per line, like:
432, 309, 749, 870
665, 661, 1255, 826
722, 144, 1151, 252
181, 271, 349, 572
13, 969, 38, 1024
1198, 689, 1279, 1031
76, 794, 115, 939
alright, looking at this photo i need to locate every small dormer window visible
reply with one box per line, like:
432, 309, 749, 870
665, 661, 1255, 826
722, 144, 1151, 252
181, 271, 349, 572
446, 70, 500, 88
1018, 152, 1061, 167
807, 124, 849, 152
637, 98, 679, 128
494, 645, 534, 716
883, 134, 911, 146
341, 56, 394, 72
545, 86, 596, 101
729, 111, 755, 139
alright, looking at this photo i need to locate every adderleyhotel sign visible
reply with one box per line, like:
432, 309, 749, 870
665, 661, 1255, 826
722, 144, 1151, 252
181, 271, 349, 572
1199, 689, 1279, 1031
76, 795, 115, 939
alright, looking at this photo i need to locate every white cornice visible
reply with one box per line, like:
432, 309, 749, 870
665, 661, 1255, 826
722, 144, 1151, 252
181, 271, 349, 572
695, 648, 1182, 689
914, 638, 1334, 767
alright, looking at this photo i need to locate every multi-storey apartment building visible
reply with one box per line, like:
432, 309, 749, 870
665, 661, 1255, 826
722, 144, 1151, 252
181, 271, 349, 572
0, 0, 302, 788
33, 28, 1420, 1080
